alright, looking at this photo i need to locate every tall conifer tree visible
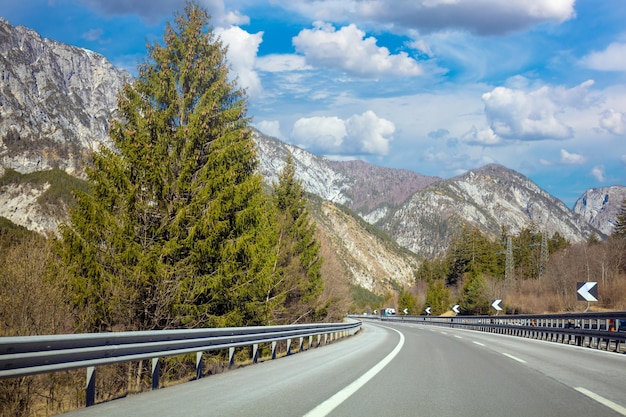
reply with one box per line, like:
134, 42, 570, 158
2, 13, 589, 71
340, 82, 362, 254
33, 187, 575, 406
58, 2, 276, 331
269, 154, 324, 323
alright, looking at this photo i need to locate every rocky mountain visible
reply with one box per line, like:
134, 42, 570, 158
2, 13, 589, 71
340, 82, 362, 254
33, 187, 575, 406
0, 177, 56, 234
0, 18, 129, 176
254, 130, 438, 223
573, 185, 626, 236
311, 198, 419, 292
378, 164, 600, 258
0, 20, 618, 293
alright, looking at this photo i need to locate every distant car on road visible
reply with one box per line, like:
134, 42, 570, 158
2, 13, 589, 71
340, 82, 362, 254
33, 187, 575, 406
382, 308, 396, 316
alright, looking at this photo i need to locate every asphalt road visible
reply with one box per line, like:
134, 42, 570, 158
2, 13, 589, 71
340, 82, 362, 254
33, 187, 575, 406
61, 320, 626, 417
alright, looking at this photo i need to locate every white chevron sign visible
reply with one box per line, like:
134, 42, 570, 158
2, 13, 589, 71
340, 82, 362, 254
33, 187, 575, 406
491, 299, 503, 311
577, 282, 598, 302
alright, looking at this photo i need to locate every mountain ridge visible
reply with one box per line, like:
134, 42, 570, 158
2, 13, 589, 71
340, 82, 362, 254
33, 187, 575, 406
378, 163, 600, 257
0, 17, 129, 175
0, 19, 620, 292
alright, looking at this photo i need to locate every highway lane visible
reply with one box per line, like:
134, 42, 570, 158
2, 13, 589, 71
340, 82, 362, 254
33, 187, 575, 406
60, 320, 626, 417
334, 321, 626, 416
60, 323, 398, 417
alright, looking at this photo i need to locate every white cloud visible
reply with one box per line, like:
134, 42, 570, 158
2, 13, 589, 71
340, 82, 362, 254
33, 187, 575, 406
345, 110, 395, 155
273, 0, 575, 36
461, 127, 501, 145
580, 42, 626, 71
591, 165, 605, 182
599, 109, 626, 135
539, 159, 552, 166
292, 22, 423, 78
256, 54, 310, 72
255, 120, 283, 139
291, 116, 347, 151
481, 80, 596, 141
290, 111, 394, 155
560, 149, 586, 165
214, 26, 263, 98
407, 39, 433, 57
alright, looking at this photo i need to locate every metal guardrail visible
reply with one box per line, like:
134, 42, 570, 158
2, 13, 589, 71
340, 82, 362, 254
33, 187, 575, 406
360, 311, 626, 353
0, 320, 361, 406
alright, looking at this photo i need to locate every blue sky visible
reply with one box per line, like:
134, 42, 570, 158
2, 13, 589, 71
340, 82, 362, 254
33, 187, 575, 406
2, 0, 625, 207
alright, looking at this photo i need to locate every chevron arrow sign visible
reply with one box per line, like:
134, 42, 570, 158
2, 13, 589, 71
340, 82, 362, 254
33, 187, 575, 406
491, 299, 503, 311
452, 305, 460, 314
577, 282, 598, 302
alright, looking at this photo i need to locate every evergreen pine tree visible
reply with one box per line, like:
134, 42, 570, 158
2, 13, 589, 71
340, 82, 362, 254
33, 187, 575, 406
269, 154, 324, 323
459, 272, 490, 315
424, 279, 451, 315
58, 2, 276, 331
397, 288, 418, 315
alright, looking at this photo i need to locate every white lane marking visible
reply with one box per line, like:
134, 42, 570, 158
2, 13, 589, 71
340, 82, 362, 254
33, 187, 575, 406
440, 331, 448, 335
473, 341, 485, 347
302, 326, 405, 417
501, 353, 526, 363
575, 387, 626, 416
454, 335, 463, 339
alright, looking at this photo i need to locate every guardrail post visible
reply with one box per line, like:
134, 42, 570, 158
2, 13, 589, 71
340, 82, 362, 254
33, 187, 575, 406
228, 347, 235, 368
299, 337, 304, 352
271, 341, 277, 359
286, 338, 292, 356
324, 334, 328, 345
253, 343, 259, 363
152, 358, 160, 390
86, 366, 96, 407
317, 334, 321, 347
309, 335, 313, 349
196, 352, 203, 379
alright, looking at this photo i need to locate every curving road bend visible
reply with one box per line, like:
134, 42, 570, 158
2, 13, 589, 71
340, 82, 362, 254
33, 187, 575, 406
61, 320, 626, 417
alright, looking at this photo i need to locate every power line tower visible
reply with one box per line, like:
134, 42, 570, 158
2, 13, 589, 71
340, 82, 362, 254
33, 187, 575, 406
540, 231, 548, 276
505, 236, 513, 280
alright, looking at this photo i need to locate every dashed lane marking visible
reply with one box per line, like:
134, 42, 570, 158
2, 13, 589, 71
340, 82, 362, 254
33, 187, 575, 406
501, 353, 526, 363
575, 387, 626, 416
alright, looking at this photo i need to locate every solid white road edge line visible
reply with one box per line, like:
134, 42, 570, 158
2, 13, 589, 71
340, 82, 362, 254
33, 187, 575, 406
302, 326, 405, 417
501, 353, 526, 363
575, 387, 626, 416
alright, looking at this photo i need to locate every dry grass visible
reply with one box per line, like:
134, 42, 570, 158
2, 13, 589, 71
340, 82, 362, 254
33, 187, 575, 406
499, 240, 626, 314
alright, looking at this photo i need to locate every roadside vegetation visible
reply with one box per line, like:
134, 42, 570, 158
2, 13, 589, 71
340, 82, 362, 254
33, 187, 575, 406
410, 205, 626, 315
0, 3, 333, 415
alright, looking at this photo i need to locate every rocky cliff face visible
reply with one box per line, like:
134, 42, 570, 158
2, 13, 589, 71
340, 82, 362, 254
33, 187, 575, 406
0, 18, 129, 176
311, 200, 418, 292
254, 130, 437, 223
573, 185, 626, 236
380, 164, 599, 258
